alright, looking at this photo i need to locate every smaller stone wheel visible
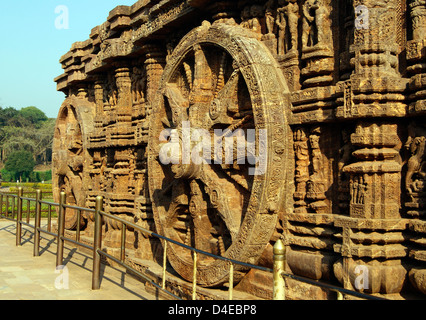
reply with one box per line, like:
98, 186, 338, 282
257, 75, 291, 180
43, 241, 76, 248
52, 101, 86, 230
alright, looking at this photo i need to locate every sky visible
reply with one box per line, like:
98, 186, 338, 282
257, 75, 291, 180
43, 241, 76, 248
0, 0, 137, 118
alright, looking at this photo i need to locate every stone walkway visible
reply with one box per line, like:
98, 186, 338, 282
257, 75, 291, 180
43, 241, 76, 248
0, 218, 159, 300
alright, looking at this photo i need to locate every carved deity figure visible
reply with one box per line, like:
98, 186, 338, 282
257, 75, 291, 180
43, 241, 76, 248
277, 0, 299, 55
405, 123, 426, 195
314, 0, 330, 45
293, 128, 310, 213
350, 175, 368, 205
276, 7, 287, 55
302, 0, 330, 48
309, 127, 322, 178
131, 67, 146, 105
294, 128, 310, 182
302, 0, 316, 47
265, 0, 276, 35
306, 126, 327, 212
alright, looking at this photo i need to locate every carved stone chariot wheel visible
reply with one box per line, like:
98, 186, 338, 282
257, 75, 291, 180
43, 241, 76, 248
52, 102, 86, 230
148, 21, 291, 287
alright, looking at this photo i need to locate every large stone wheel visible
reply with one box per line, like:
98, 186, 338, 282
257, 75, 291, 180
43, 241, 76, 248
148, 21, 291, 287
52, 101, 86, 230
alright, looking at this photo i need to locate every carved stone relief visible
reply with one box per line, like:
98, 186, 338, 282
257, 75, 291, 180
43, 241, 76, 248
53, 0, 426, 299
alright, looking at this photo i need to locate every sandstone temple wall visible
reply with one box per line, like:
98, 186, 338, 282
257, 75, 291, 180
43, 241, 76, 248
53, 0, 426, 299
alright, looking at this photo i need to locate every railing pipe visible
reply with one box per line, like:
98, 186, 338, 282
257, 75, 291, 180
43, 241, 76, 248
34, 190, 42, 257
15, 188, 23, 246
273, 239, 286, 300
56, 191, 66, 266
92, 195, 103, 290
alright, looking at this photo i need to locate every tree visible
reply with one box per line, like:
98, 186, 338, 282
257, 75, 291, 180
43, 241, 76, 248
19, 106, 48, 128
4, 150, 36, 181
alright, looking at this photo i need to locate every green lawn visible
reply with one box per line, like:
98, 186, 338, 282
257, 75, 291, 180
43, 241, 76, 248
0, 182, 56, 218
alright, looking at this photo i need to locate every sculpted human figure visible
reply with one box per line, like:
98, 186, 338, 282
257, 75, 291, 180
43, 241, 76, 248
265, 0, 276, 35
285, 0, 299, 51
131, 67, 146, 105
276, 6, 287, 55
277, 0, 299, 55
302, 0, 316, 47
302, 0, 330, 47
313, 0, 330, 46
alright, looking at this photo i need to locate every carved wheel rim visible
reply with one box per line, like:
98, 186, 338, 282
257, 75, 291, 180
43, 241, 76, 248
148, 22, 290, 287
52, 103, 85, 230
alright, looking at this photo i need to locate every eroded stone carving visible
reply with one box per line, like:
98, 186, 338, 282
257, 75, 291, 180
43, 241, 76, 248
53, 0, 426, 299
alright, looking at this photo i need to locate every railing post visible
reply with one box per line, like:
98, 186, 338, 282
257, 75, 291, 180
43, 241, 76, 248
162, 239, 168, 289
16, 187, 23, 246
92, 195, 103, 290
120, 222, 126, 262
26, 199, 30, 224
192, 251, 197, 300
228, 262, 234, 300
5, 196, 9, 218
0, 193, 3, 216
273, 239, 286, 300
34, 190, 42, 257
56, 191, 66, 266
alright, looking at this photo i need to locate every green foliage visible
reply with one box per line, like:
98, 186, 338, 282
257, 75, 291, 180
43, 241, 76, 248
4, 150, 36, 181
19, 106, 49, 128
0, 106, 48, 128
3, 181, 52, 191
0, 105, 54, 165
0, 168, 15, 182
30, 170, 52, 182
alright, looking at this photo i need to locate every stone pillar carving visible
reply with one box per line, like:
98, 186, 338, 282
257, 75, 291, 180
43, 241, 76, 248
334, 122, 408, 295
115, 64, 132, 123
407, 0, 426, 114
131, 63, 147, 119
144, 45, 166, 119
94, 79, 104, 129
410, 0, 426, 41
345, 0, 408, 119
334, 8, 410, 297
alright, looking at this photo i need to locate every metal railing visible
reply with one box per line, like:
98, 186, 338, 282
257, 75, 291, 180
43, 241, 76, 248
0, 188, 386, 301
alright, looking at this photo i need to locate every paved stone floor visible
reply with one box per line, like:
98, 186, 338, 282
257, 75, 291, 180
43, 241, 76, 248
0, 218, 158, 300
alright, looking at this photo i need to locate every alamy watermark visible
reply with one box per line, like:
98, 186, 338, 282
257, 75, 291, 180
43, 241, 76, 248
355, 5, 369, 30
55, 265, 69, 290
158, 121, 268, 176
55, 5, 69, 30
354, 264, 369, 291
